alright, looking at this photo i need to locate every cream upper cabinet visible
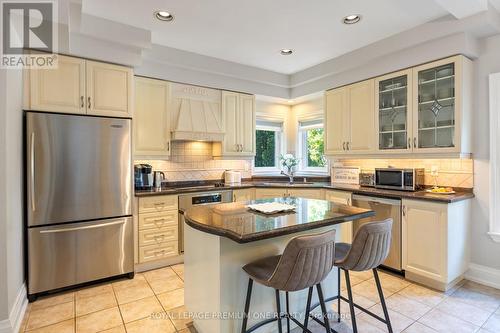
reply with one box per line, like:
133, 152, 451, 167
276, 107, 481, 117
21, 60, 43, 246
412, 56, 471, 155
213, 91, 255, 158
134, 77, 170, 158
86, 61, 133, 118
348, 79, 376, 153
239, 94, 256, 155
27, 55, 133, 118
29, 55, 86, 114
324, 79, 376, 156
324, 87, 348, 154
402, 198, 471, 291
375, 69, 413, 153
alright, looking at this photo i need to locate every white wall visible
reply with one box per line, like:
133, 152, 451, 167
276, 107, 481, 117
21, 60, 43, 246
0, 67, 25, 332
470, 33, 500, 270
0, 69, 10, 323
289, 97, 324, 155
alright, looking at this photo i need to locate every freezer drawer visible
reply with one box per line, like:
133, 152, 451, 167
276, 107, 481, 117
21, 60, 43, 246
28, 217, 133, 295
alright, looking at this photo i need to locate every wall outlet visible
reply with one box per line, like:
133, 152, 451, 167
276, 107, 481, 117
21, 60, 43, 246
431, 165, 439, 176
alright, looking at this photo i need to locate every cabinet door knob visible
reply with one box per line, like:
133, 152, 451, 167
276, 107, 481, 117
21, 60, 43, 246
403, 205, 407, 216
81, 96, 84, 108
88, 97, 91, 109
413, 137, 417, 148
167, 142, 170, 151
343, 142, 346, 151
407, 137, 411, 149
346, 142, 350, 151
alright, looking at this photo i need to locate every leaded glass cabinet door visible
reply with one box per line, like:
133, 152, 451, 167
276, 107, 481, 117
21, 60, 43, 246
412, 56, 463, 153
375, 69, 413, 153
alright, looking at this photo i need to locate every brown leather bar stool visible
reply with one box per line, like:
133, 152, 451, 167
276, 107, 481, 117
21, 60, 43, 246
240, 229, 336, 333
330, 218, 394, 333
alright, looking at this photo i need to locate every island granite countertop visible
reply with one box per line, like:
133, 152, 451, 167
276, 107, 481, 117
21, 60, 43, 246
183, 197, 375, 243
135, 181, 474, 203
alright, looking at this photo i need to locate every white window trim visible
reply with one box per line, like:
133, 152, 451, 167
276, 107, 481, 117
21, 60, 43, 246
489, 73, 500, 242
253, 121, 284, 174
297, 119, 328, 175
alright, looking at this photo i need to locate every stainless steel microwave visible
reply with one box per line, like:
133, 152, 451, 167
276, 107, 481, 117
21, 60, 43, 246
375, 168, 425, 191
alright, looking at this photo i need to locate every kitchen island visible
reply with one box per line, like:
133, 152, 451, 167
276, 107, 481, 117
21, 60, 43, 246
183, 197, 374, 333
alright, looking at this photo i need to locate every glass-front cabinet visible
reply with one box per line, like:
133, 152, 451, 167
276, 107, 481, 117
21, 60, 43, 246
412, 55, 469, 154
375, 69, 413, 152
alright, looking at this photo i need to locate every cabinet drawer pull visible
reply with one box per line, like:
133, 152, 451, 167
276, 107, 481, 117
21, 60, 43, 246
413, 137, 417, 148
154, 202, 165, 206
81, 96, 84, 108
346, 142, 350, 150
343, 142, 346, 151
407, 137, 411, 149
88, 97, 91, 109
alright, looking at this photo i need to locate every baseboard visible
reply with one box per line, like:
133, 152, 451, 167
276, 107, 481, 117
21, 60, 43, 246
0, 283, 28, 333
465, 263, 500, 290
134, 255, 184, 273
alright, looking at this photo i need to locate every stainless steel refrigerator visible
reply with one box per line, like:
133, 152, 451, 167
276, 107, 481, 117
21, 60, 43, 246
26, 112, 134, 300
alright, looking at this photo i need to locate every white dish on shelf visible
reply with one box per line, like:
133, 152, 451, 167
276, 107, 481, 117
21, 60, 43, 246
246, 202, 296, 215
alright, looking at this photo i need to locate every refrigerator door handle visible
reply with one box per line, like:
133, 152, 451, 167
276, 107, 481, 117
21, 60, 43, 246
39, 219, 126, 234
30, 132, 35, 211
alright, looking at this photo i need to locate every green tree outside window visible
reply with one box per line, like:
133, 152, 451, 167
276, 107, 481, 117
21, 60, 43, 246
306, 128, 326, 167
255, 130, 276, 167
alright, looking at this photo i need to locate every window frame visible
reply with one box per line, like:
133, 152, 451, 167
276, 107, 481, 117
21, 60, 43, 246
298, 119, 328, 174
253, 121, 284, 174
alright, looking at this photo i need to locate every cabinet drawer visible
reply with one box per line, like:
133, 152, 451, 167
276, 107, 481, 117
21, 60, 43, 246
139, 195, 178, 214
139, 226, 178, 247
139, 241, 178, 263
139, 211, 177, 230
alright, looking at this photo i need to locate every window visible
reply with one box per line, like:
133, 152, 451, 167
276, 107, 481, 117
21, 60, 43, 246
254, 121, 283, 172
298, 120, 327, 172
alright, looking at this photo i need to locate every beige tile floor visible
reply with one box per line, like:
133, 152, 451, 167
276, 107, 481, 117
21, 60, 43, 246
19, 264, 500, 333
19, 264, 192, 333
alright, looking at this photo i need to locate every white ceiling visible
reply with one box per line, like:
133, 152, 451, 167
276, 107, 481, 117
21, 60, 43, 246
82, 0, 450, 74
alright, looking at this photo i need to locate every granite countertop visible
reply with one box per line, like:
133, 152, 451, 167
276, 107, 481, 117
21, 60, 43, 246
183, 197, 375, 243
135, 181, 474, 203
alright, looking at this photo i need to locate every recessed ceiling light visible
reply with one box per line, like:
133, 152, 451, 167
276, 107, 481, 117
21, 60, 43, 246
155, 10, 174, 22
287, 100, 294, 104
343, 14, 361, 25
280, 49, 293, 56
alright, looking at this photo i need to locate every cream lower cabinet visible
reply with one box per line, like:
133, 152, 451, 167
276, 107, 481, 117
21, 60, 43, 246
138, 195, 179, 263
402, 198, 471, 291
213, 91, 255, 158
134, 77, 170, 158
233, 188, 255, 202
287, 188, 324, 199
324, 190, 353, 243
254, 188, 287, 199
254, 188, 324, 200
26, 54, 133, 118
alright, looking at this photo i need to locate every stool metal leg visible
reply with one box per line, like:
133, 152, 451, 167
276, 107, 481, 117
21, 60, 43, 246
275, 289, 283, 333
303, 287, 313, 332
316, 283, 332, 333
241, 278, 253, 333
373, 268, 393, 333
344, 269, 358, 333
337, 266, 341, 322
286, 291, 290, 333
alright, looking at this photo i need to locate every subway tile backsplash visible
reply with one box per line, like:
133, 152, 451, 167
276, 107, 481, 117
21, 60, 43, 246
135, 141, 252, 182
337, 158, 474, 188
